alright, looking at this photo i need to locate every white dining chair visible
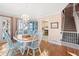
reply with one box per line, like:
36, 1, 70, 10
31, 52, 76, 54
2, 31, 17, 56
15, 40, 25, 55
14, 31, 28, 55
27, 32, 42, 56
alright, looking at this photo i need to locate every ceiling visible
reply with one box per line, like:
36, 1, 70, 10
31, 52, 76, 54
0, 3, 68, 18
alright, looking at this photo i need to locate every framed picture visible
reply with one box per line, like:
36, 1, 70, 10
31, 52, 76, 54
51, 22, 59, 29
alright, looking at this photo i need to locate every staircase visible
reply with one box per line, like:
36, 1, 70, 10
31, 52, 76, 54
62, 3, 79, 45
64, 16, 76, 32
63, 4, 77, 32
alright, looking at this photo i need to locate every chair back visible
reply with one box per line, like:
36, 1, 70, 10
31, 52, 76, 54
2, 31, 13, 46
31, 32, 43, 48
37, 32, 43, 46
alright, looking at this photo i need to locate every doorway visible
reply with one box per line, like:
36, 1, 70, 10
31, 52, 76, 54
41, 21, 49, 41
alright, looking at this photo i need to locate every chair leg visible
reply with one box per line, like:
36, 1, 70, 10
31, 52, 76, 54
19, 48, 23, 55
12, 49, 16, 56
22, 48, 25, 55
27, 48, 29, 56
38, 48, 41, 55
7, 48, 14, 56
33, 49, 35, 56
6, 48, 10, 56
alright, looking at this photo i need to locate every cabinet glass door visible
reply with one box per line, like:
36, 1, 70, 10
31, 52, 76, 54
28, 20, 38, 35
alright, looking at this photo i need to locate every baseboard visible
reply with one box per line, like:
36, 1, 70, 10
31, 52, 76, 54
48, 40, 79, 50
61, 41, 79, 50
48, 40, 62, 45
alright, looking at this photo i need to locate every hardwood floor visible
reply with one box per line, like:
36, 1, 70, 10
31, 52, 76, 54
41, 41, 79, 56
0, 40, 79, 56
16, 40, 79, 56
40, 40, 67, 56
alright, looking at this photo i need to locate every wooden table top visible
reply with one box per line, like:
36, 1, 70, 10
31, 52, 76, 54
0, 40, 7, 56
22, 35, 33, 41
0, 41, 7, 47
14, 34, 37, 42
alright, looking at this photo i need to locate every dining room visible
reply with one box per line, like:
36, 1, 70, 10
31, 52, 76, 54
0, 3, 79, 56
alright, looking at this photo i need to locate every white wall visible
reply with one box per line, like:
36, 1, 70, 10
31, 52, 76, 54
73, 4, 79, 32
48, 14, 62, 45
39, 13, 62, 45
73, 11, 79, 32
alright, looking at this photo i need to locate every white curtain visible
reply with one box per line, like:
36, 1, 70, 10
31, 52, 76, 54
0, 16, 11, 41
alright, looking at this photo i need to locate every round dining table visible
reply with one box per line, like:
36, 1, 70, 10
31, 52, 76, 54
13, 34, 37, 42
13, 34, 37, 55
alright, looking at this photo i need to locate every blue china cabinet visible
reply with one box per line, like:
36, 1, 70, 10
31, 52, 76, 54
17, 18, 38, 35
27, 19, 38, 35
